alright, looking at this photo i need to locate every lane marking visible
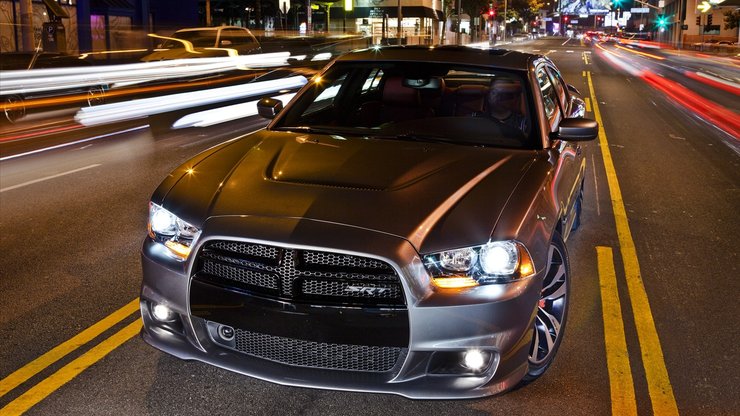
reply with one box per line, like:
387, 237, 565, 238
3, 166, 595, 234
0, 164, 102, 193
597, 246, 638, 416
591, 153, 600, 216
0, 319, 143, 415
0, 298, 139, 397
562, 38, 570, 46
587, 71, 679, 416
584, 97, 592, 113
0, 125, 148, 162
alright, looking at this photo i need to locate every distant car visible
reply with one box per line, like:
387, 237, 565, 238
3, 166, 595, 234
140, 45, 598, 399
141, 26, 261, 62
692, 39, 737, 51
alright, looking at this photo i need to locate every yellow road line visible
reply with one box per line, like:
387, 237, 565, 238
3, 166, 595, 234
584, 97, 592, 113
597, 246, 638, 416
0, 320, 143, 416
0, 298, 140, 397
587, 71, 679, 416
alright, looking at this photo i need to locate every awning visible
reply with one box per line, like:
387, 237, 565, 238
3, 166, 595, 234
331, 6, 444, 20
42, 0, 70, 18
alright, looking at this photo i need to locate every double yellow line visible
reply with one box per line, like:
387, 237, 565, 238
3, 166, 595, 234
587, 71, 679, 416
0, 298, 141, 415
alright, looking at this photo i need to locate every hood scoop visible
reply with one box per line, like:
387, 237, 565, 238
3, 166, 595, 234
264, 135, 455, 192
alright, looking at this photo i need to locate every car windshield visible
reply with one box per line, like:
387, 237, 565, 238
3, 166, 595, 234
163, 30, 218, 48
271, 62, 537, 149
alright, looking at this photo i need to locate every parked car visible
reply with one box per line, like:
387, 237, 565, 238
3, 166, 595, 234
141, 26, 261, 61
139, 45, 598, 398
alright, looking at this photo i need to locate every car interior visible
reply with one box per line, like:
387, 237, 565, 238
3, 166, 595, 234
277, 64, 533, 148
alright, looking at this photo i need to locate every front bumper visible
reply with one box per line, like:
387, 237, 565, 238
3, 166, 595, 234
140, 215, 541, 399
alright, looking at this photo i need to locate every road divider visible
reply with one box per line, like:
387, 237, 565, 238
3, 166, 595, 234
1, 320, 142, 415
587, 71, 679, 416
597, 246, 638, 416
0, 298, 139, 399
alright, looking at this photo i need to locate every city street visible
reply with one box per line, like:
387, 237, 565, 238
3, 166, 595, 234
1, 38, 738, 415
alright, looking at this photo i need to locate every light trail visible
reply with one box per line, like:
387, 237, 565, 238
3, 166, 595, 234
75, 76, 307, 127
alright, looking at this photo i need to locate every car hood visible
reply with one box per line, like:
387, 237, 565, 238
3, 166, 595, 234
162, 130, 536, 253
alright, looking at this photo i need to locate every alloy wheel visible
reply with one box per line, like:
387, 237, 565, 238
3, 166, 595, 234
529, 240, 568, 366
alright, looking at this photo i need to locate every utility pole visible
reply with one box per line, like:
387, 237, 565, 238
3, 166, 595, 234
456, 0, 461, 44
20, 0, 33, 51
398, 0, 403, 44
206, 0, 212, 26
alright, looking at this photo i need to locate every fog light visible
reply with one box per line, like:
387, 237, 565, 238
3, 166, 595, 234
463, 349, 486, 371
152, 303, 174, 322
218, 325, 235, 341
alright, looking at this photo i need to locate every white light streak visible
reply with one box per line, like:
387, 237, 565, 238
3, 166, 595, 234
172, 93, 297, 128
74, 76, 307, 127
0, 53, 292, 96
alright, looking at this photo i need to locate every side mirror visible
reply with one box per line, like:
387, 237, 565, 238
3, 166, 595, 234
257, 97, 283, 119
553, 118, 599, 141
566, 84, 581, 96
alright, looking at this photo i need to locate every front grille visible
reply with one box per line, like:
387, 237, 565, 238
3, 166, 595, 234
233, 327, 404, 372
194, 240, 405, 307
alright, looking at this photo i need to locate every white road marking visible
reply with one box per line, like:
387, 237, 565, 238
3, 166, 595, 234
0, 164, 101, 193
0, 125, 148, 162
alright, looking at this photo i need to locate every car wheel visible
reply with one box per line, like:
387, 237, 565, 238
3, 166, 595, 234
87, 86, 106, 106
571, 180, 584, 232
521, 231, 570, 384
2, 95, 26, 124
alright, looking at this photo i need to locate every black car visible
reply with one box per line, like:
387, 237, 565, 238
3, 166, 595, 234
140, 45, 598, 398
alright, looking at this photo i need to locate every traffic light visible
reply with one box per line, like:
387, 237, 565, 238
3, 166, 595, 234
656, 15, 668, 29
696, 15, 701, 26
706, 13, 712, 26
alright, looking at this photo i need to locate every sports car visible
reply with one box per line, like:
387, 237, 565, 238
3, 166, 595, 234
140, 45, 598, 398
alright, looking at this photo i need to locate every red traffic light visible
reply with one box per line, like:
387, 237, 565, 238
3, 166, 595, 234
488, 9, 496, 17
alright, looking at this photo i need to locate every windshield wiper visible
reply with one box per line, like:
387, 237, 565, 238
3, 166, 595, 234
371, 133, 480, 146
271, 126, 368, 136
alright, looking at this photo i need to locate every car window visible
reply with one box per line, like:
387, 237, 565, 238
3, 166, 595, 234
273, 63, 537, 149
303, 72, 348, 116
220, 29, 257, 46
535, 66, 562, 129
173, 30, 218, 47
546, 66, 568, 113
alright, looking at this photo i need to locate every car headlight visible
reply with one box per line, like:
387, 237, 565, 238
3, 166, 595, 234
423, 240, 535, 289
147, 202, 200, 260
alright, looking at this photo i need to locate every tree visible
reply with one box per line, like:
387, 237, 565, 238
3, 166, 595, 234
724, 9, 739, 30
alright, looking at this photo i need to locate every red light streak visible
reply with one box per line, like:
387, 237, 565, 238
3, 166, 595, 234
641, 72, 740, 140
683, 71, 740, 95
0, 124, 82, 142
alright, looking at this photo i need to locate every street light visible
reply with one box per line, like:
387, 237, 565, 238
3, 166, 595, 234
245, 7, 253, 28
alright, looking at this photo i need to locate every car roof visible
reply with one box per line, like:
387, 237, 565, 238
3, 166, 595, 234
174, 26, 247, 33
335, 45, 538, 71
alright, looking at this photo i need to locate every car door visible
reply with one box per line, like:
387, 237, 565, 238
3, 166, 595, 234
535, 64, 583, 240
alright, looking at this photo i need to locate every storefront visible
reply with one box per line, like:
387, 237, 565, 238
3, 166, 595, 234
329, 0, 444, 44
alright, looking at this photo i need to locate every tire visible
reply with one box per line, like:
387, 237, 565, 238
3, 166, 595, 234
2, 95, 26, 124
520, 231, 570, 384
86, 85, 106, 107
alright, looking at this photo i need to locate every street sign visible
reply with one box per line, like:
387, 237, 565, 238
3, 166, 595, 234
630, 7, 649, 13
697, 1, 711, 12
681, 24, 688, 29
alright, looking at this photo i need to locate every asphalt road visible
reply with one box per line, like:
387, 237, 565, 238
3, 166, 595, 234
1, 38, 738, 415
